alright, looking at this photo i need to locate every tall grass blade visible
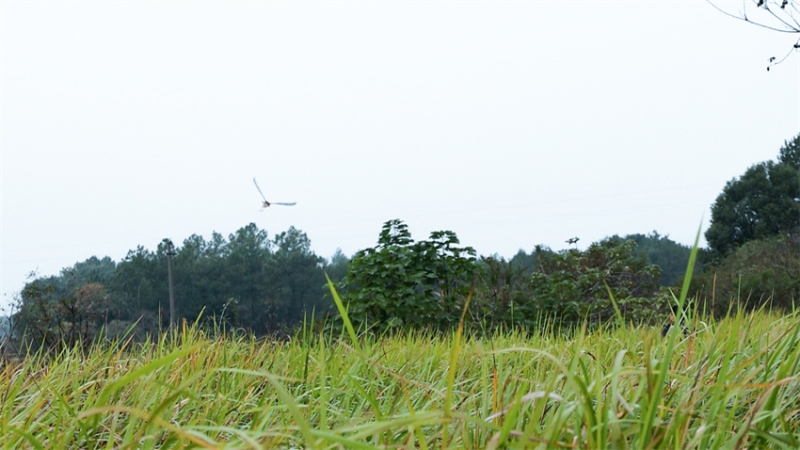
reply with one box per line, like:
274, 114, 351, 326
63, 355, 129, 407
325, 272, 361, 353
639, 220, 702, 449
442, 283, 474, 449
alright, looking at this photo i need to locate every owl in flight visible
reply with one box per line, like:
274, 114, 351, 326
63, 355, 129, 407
253, 178, 296, 210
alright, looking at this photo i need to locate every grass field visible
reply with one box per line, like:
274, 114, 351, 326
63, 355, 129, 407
2, 301, 799, 449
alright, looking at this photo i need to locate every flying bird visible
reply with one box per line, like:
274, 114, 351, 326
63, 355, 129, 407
566, 237, 579, 245
253, 178, 296, 210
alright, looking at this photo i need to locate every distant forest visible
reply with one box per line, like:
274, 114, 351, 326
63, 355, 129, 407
509, 231, 697, 287
7, 134, 799, 351
13, 225, 346, 339
11, 224, 692, 339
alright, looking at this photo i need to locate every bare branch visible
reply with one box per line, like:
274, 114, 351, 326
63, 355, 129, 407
708, 0, 800, 69
763, 1, 800, 31
767, 37, 800, 70
707, 0, 800, 32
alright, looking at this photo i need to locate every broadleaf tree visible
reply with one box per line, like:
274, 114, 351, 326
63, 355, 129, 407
341, 219, 477, 332
705, 134, 800, 258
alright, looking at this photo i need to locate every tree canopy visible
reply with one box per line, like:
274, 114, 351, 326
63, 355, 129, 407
13, 223, 337, 350
341, 219, 477, 332
705, 134, 800, 258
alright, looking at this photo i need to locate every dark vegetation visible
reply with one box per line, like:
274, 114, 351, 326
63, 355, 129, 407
5, 134, 799, 354
10, 225, 341, 353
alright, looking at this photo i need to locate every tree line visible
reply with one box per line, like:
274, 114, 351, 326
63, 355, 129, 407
12, 225, 347, 351
337, 134, 798, 334
692, 134, 800, 315
7, 134, 799, 351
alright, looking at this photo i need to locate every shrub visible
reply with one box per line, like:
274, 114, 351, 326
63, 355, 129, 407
518, 238, 663, 328
15, 280, 111, 353
693, 231, 800, 315
341, 220, 477, 332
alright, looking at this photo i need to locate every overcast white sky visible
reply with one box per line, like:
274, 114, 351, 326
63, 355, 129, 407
2, 1, 799, 311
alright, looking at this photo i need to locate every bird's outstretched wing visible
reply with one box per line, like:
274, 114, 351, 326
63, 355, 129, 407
253, 178, 296, 207
253, 178, 268, 202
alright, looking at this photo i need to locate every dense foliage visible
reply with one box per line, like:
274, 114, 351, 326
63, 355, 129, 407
341, 219, 477, 332
472, 238, 666, 333
691, 231, 800, 316
705, 134, 800, 258
16, 280, 111, 352
339, 223, 667, 334
525, 238, 662, 326
621, 231, 699, 286
512, 232, 697, 288
694, 134, 800, 314
12, 224, 345, 352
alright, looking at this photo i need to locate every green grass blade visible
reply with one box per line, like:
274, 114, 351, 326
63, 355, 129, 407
325, 272, 361, 353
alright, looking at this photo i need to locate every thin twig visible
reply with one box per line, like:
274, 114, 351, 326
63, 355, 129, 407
706, 0, 800, 32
